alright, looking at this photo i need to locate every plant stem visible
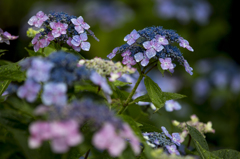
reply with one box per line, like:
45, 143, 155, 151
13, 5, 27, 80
117, 73, 144, 115
84, 149, 91, 159
187, 134, 192, 149
145, 64, 157, 75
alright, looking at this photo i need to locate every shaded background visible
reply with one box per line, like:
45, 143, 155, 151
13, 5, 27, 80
0, 0, 239, 152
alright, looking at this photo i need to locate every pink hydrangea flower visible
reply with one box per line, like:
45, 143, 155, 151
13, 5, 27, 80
71, 33, 90, 51
41, 82, 67, 106
71, 16, 90, 34
31, 33, 47, 52
143, 39, 164, 59
92, 123, 126, 157
184, 59, 193, 75
165, 100, 181, 112
134, 52, 149, 67
28, 11, 48, 28
179, 37, 194, 52
124, 29, 140, 45
50, 22, 68, 38
107, 47, 119, 59
122, 56, 136, 68
121, 50, 131, 57
67, 37, 81, 52
166, 145, 180, 155
155, 35, 169, 45
0, 28, 18, 45
45, 32, 55, 45
159, 58, 174, 70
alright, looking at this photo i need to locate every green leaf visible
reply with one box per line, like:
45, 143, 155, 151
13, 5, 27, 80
157, 61, 165, 76
194, 141, 221, 159
0, 80, 11, 96
0, 49, 8, 53
161, 92, 186, 101
187, 124, 209, 151
144, 76, 164, 112
25, 47, 44, 57
112, 80, 131, 87
138, 122, 162, 133
0, 62, 26, 81
131, 94, 151, 104
212, 149, 240, 159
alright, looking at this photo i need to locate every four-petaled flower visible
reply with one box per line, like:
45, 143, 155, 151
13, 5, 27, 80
122, 56, 136, 68
155, 35, 169, 45
124, 29, 140, 45
31, 33, 47, 52
67, 37, 81, 52
71, 16, 90, 34
71, 33, 90, 51
121, 50, 131, 57
143, 39, 164, 59
165, 100, 181, 112
28, 11, 48, 28
171, 133, 181, 146
179, 37, 194, 52
107, 47, 119, 59
134, 52, 149, 67
50, 22, 68, 38
166, 145, 180, 155
159, 58, 174, 70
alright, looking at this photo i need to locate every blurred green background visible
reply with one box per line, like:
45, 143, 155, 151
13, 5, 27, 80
0, 0, 239, 152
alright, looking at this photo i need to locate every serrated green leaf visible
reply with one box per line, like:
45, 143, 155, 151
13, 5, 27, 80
195, 141, 221, 159
162, 92, 186, 101
138, 122, 162, 133
144, 76, 164, 111
112, 80, 132, 87
0, 63, 26, 81
212, 149, 240, 159
0, 80, 11, 96
187, 124, 209, 151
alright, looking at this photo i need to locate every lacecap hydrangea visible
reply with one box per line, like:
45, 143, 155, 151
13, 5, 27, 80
28, 11, 98, 52
107, 26, 194, 75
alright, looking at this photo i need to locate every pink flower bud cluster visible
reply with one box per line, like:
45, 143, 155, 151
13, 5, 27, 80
28, 11, 96, 52
92, 122, 140, 157
29, 120, 83, 153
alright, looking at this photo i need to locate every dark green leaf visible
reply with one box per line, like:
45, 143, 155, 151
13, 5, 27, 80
162, 92, 186, 101
0, 62, 26, 81
25, 47, 43, 57
212, 149, 240, 159
0, 80, 11, 96
157, 61, 165, 76
112, 80, 131, 87
131, 94, 151, 104
187, 124, 209, 151
138, 122, 162, 133
0, 49, 8, 53
195, 141, 221, 159
144, 76, 164, 112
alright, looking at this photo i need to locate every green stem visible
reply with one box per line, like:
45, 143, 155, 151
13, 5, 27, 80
118, 72, 144, 115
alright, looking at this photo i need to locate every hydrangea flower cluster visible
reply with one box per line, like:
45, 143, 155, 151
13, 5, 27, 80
17, 51, 112, 105
155, 0, 212, 25
107, 26, 194, 75
142, 126, 181, 155
31, 100, 141, 156
78, 57, 136, 82
28, 11, 97, 52
172, 114, 215, 142
29, 120, 82, 153
0, 28, 18, 45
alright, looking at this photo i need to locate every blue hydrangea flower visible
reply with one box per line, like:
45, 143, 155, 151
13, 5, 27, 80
17, 80, 41, 102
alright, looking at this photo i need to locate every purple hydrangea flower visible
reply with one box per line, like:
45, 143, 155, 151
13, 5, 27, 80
165, 100, 181, 112
17, 80, 41, 102
28, 11, 48, 28
107, 47, 119, 59
143, 39, 164, 59
0, 28, 18, 45
71, 33, 90, 51
122, 56, 136, 68
45, 32, 55, 46
67, 37, 81, 52
42, 82, 67, 106
171, 133, 181, 146
50, 22, 68, 38
121, 50, 131, 57
27, 58, 54, 82
90, 72, 112, 94
184, 59, 193, 75
161, 126, 172, 139
155, 35, 169, 45
134, 52, 149, 67
179, 37, 194, 52
159, 58, 174, 70
166, 145, 180, 155
71, 16, 90, 34
124, 29, 140, 45
32, 33, 47, 52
